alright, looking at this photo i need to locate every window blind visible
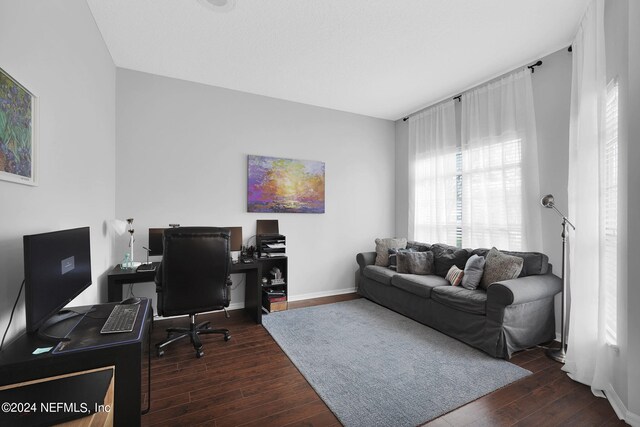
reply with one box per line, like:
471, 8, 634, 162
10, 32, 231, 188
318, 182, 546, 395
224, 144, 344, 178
602, 79, 618, 345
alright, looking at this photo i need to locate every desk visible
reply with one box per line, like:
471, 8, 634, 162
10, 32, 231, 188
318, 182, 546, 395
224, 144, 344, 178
0, 299, 151, 426
107, 262, 160, 302
230, 261, 263, 324
107, 261, 264, 324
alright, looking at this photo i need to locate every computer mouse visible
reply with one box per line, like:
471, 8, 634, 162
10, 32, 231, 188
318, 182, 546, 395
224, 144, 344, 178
121, 297, 142, 305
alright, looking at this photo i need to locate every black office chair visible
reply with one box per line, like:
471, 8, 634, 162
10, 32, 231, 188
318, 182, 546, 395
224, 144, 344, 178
155, 227, 232, 358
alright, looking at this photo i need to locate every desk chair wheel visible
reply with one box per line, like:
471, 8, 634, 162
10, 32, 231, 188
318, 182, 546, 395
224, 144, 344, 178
196, 348, 204, 358
157, 349, 165, 357
224, 333, 231, 342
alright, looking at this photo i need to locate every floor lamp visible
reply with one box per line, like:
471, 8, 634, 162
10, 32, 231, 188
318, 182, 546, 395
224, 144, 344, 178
541, 194, 575, 363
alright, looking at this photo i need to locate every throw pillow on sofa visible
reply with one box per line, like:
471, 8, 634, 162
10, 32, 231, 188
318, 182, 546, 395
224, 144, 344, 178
445, 265, 464, 286
388, 247, 416, 270
375, 237, 408, 266
480, 247, 524, 289
431, 243, 471, 277
397, 251, 434, 275
461, 254, 486, 290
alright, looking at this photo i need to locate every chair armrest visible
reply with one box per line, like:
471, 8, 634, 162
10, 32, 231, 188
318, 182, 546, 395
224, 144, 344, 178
155, 262, 163, 291
487, 273, 562, 307
356, 252, 377, 274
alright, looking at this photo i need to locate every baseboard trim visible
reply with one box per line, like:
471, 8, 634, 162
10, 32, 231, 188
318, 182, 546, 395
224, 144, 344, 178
228, 302, 244, 311
288, 287, 357, 302
226, 288, 358, 311
605, 385, 640, 426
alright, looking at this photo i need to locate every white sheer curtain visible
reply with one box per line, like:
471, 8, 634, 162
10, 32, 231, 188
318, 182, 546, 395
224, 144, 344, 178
563, 0, 614, 397
408, 101, 458, 245
460, 69, 542, 251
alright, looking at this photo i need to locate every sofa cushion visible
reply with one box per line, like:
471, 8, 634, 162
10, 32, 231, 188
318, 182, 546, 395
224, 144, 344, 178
480, 247, 524, 289
461, 254, 486, 290
363, 265, 396, 286
472, 248, 549, 277
390, 274, 448, 298
397, 251, 434, 275
431, 243, 471, 277
431, 286, 487, 315
375, 237, 408, 266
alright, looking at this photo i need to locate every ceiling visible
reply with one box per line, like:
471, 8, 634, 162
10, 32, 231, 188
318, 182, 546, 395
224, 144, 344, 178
87, 0, 589, 121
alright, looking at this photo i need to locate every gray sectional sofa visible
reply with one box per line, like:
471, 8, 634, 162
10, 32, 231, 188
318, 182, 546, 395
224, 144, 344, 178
356, 242, 562, 359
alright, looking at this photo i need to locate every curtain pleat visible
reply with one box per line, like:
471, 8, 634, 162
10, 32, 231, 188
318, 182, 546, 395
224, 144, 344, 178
408, 101, 458, 244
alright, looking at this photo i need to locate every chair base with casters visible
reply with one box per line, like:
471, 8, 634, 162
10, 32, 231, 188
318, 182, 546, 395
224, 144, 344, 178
156, 314, 231, 358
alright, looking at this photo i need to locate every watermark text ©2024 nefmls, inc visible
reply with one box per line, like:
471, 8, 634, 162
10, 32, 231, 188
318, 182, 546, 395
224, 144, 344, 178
2, 401, 111, 415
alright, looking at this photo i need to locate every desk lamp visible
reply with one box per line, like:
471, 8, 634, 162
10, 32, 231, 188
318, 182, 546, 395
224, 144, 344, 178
113, 218, 140, 269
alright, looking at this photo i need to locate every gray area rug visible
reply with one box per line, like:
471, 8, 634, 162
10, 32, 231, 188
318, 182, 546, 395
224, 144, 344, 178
262, 298, 531, 427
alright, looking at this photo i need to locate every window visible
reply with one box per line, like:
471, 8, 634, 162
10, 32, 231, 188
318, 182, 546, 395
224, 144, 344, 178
461, 138, 524, 250
415, 138, 524, 250
413, 149, 459, 244
602, 79, 618, 345
410, 70, 540, 252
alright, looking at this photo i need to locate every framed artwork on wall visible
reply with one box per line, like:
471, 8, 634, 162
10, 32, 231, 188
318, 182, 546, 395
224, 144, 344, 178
247, 154, 325, 213
0, 67, 38, 186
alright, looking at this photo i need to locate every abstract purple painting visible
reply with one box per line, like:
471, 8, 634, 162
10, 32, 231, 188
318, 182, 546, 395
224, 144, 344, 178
247, 155, 325, 213
0, 67, 37, 186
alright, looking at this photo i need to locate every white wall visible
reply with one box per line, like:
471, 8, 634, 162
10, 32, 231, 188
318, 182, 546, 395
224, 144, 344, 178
115, 69, 395, 311
530, 49, 573, 271
624, 1, 640, 418
624, 0, 640, 421
0, 0, 116, 343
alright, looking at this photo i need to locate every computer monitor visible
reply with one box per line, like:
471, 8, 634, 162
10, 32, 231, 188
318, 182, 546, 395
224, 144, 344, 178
256, 219, 279, 235
23, 227, 92, 334
225, 226, 242, 263
226, 226, 243, 252
148, 228, 166, 256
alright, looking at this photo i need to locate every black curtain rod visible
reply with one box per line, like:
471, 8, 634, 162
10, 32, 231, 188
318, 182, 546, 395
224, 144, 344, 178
528, 60, 543, 73
402, 58, 544, 122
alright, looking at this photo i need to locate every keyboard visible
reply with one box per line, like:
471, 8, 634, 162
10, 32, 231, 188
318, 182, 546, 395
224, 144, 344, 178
136, 263, 156, 272
100, 304, 140, 334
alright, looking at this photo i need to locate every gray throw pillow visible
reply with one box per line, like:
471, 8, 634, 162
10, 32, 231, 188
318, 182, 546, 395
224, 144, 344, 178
388, 247, 416, 268
461, 254, 486, 290
431, 244, 471, 277
480, 247, 524, 289
397, 251, 434, 275
374, 237, 408, 266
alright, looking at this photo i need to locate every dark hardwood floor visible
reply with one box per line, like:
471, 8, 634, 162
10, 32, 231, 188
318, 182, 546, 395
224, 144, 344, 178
141, 294, 625, 426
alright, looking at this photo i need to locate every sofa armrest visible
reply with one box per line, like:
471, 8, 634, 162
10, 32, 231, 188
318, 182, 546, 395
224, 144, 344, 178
487, 273, 562, 307
356, 252, 377, 274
